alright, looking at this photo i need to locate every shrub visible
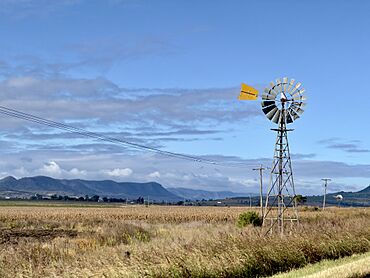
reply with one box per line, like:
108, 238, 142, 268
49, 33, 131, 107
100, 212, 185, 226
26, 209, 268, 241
237, 211, 263, 227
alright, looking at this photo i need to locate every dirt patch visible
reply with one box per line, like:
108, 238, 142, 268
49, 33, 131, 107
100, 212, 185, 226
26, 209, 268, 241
0, 229, 77, 244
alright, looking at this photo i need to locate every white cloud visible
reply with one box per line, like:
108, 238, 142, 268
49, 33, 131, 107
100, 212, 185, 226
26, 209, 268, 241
105, 168, 133, 177
40, 161, 62, 177
38, 161, 87, 179
6, 77, 38, 88
13, 166, 29, 178
69, 167, 87, 177
148, 171, 160, 178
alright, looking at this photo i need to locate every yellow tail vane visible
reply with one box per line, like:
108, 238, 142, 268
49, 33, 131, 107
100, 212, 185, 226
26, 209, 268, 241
238, 83, 259, 100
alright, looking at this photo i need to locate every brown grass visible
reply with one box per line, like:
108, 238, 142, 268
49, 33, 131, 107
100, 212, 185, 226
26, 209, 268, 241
0, 205, 368, 277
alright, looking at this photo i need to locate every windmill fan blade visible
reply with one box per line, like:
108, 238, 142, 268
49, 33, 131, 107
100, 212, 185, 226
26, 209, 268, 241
272, 110, 281, 123
286, 78, 295, 93
290, 106, 305, 116
266, 107, 278, 119
292, 101, 307, 108
293, 95, 307, 102
262, 93, 276, 100
290, 82, 302, 95
296, 107, 304, 115
290, 101, 301, 109
268, 82, 280, 96
288, 108, 300, 120
286, 112, 294, 123
261, 100, 275, 108
292, 88, 305, 98
282, 77, 288, 92
262, 104, 277, 114
264, 87, 278, 99
269, 87, 278, 97
298, 102, 307, 108
275, 79, 282, 94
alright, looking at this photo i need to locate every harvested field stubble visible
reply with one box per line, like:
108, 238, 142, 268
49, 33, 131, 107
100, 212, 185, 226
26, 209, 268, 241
0, 206, 368, 277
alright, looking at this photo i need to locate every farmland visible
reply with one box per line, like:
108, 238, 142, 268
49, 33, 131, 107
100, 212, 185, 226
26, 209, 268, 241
0, 205, 369, 277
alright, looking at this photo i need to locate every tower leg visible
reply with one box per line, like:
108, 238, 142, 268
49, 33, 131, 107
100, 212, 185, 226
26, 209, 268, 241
263, 108, 299, 236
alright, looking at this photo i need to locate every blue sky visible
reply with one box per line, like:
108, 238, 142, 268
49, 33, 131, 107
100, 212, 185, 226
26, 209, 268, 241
0, 0, 369, 194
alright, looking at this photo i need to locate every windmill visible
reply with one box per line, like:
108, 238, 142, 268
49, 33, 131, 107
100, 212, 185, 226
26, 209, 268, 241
239, 77, 307, 235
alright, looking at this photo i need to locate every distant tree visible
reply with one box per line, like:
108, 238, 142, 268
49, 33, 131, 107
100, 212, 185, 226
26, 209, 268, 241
102, 197, 108, 202
35, 194, 43, 200
50, 194, 58, 200
294, 195, 307, 206
136, 197, 144, 204
78, 196, 84, 201
90, 195, 100, 202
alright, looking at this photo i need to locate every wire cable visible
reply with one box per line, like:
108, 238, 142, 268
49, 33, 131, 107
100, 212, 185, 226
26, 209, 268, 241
0, 105, 259, 168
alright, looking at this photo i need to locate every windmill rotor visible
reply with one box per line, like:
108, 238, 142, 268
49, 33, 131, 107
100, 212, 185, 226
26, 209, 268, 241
261, 77, 306, 124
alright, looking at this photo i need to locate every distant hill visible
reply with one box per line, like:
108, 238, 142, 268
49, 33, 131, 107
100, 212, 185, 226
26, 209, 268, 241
167, 187, 250, 200
0, 176, 181, 201
304, 185, 370, 207
195, 185, 370, 207
357, 185, 370, 194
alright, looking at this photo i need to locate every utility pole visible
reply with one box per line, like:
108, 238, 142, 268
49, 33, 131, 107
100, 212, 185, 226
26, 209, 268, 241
322, 178, 331, 210
253, 165, 266, 218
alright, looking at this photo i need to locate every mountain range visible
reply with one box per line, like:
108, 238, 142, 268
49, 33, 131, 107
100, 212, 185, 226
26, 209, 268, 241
0, 176, 180, 201
0, 176, 248, 202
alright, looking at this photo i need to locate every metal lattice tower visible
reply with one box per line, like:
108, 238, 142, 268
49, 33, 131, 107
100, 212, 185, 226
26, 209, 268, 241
260, 77, 306, 235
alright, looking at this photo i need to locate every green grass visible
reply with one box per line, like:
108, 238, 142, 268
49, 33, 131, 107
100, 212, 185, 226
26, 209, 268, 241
271, 252, 370, 278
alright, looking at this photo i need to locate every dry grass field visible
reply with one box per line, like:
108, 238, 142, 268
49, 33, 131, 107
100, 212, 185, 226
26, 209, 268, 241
0, 205, 368, 277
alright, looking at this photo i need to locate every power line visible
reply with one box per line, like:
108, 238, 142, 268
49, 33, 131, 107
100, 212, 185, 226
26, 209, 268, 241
0, 105, 259, 169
